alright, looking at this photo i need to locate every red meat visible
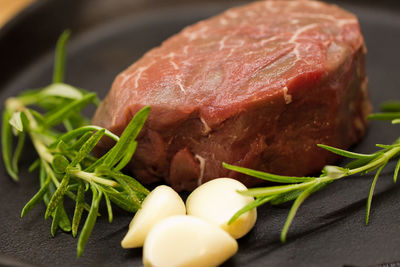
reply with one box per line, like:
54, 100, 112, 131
93, 0, 371, 191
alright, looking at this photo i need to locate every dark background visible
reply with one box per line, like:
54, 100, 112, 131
1, 0, 400, 90
0, 0, 400, 266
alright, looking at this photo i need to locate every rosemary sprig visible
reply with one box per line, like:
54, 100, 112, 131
226, 102, 400, 242
368, 101, 400, 124
2, 31, 150, 257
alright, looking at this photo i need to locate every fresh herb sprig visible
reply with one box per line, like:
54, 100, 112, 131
2, 31, 150, 257
225, 103, 400, 242
367, 101, 400, 124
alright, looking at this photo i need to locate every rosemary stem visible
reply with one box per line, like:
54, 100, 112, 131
68, 169, 118, 187
5, 98, 25, 112
6, 98, 55, 163
2, 31, 151, 257
244, 179, 319, 197
349, 147, 400, 176
78, 126, 119, 142
42, 160, 60, 187
31, 136, 54, 163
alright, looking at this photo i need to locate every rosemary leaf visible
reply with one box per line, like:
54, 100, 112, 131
44, 93, 97, 128
394, 159, 400, 183
275, 181, 330, 206
100, 170, 149, 196
51, 202, 62, 237
102, 106, 150, 168
103, 192, 113, 223
317, 144, 376, 159
281, 183, 321, 242
345, 152, 383, 169
42, 83, 83, 100
376, 143, 400, 149
58, 204, 72, 232
52, 154, 70, 173
77, 185, 102, 258
270, 190, 303, 206
63, 119, 74, 132
69, 129, 105, 166
380, 101, 400, 112
9, 111, 24, 132
28, 159, 40, 172
65, 191, 93, 214
53, 30, 70, 83
101, 187, 137, 213
2, 110, 17, 180
113, 141, 137, 171
366, 165, 385, 225
223, 163, 314, 183
43, 181, 72, 231
54, 125, 118, 146
72, 182, 85, 238
240, 181, 315, 198
69, 131, 93, 151
228, 196, 274, 225
85, 150, 111, 172
12, 131, 26, 173
29, 109, 45, 123
367, 112, 400, 121
21, 176, 51, 218
113, 174, 141, 210
45, 174, 70, 219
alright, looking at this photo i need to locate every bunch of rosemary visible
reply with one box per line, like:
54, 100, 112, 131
1, 31, 150, 257
226, 103, 400, 242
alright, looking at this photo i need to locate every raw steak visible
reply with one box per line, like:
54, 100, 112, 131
93, 0, 371, 191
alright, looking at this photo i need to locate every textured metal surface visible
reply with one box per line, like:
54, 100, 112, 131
0, 0, 399, 266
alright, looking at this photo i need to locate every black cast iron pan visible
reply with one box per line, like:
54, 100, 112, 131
0, 0, 400, 266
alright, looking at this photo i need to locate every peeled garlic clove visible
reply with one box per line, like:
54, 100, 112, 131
121, 185, 186, 248
186, 178, 257, 239
143, 215, 238, 267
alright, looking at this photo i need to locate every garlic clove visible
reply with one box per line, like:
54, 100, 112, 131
121, 185, 186, 248
186, 178, 257, 239
143, 215, 238, 267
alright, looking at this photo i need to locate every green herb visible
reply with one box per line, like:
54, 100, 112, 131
2, 31, 150, 257
225, 101, 400, 242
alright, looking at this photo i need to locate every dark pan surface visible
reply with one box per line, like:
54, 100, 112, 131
1, 0, 400, 266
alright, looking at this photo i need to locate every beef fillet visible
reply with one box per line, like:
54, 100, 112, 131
93, 0, 371, 191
